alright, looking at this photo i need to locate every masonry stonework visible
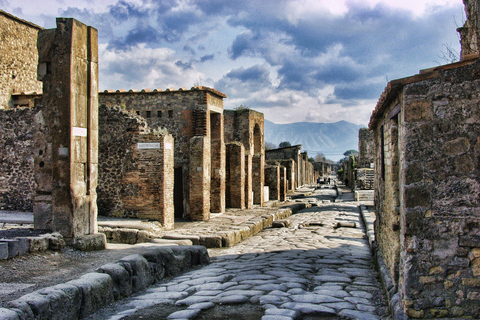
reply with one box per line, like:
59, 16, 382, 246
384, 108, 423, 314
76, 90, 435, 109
226, 142, 245, 209
0, 10, 43, 109
0, 107, 36, 211
370, 57, 480, 318
98, 106, 174, 228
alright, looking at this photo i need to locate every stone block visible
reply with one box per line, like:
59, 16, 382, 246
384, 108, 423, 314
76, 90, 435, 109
71, 233, 106, 251
218, 231, 236, 248
96, 263, 132, 300
143, 246, 189, 277
2, 239, 28, 259
118, 254, 154, 293
200, 235, 222, 248
67, 273, 114, 318
0, 308, 20, 320
0, 242, 8, 260
272, 219, 291, 228
46, 233, 66, 250
27, 236, 49, 252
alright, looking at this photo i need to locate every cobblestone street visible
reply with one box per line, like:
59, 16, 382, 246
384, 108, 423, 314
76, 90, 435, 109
89, 187, 388, 320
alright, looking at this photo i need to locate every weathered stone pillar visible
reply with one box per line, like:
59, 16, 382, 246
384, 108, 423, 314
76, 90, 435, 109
189, 136, 210, 220
34, 18, 105, 250
280, 166, 287, 201
226, 142, 245, 209
210, 112, 225, 213
244, 154, 253, 209
252, 153, 264, 205
265, 165, 280, 201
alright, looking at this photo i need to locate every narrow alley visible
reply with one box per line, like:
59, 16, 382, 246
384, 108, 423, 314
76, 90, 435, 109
89, 185, 388, 320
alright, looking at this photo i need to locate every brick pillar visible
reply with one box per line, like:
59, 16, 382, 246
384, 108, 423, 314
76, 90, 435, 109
189, 136, 210, 220
253, 153, 264, 205
244, 154, 253, 209
210, 112, 225, 213
226, 142, 245, 209
280, 166, 287, 201
265, 165, 280, 201
34, 18, 104, 249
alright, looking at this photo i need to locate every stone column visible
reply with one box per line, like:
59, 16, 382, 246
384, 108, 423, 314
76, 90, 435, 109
252, 153, 264, 205
34, 18, 105, 250
210, 112, 225, 213
189, 136, 210, 220
280, 166, 287, 201
226, 142, 245, 209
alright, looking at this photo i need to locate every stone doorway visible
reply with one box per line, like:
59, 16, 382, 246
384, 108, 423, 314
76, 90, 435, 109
174, 167, 184, 219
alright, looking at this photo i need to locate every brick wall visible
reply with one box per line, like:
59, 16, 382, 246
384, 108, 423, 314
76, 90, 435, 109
0, 11, 43, 109
98, 106, 174, 228
226, 142, 245, 208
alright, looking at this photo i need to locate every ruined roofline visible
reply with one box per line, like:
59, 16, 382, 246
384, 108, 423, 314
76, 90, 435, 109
265, 144, 303, 152
0, 9, 43, 30
100, 86, 227, 99
368, 54, 479, 130
224, 108, 264, 117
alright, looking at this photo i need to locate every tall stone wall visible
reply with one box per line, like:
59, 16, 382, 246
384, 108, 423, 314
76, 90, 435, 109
0, 10, 43, 109
0, 107, 36, 211
265, 165, 280, 201
371, 59, 480, 318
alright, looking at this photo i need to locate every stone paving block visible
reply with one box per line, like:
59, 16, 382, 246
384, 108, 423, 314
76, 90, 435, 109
264, 307, 302, 319
290, 294, 342, 304
118, 254, 154, 292
0, 242, 8, 260
0, 308, 20, 320
339, 309, 380, 320
218, 231, 236, 247
175, 295, 213, 306
167, 309, 200, 319
96, 262, 132, 300
200, 235, 222, 248
213, 294, 250, 304
187, 302, 215, 310
67, 273, 114, 318
280, 302, 336, 316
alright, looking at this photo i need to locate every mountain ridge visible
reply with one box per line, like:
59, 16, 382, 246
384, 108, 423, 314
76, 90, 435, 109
264, 120, 365, 161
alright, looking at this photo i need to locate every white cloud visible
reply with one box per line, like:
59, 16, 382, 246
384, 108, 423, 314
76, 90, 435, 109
99, 43, 206, 91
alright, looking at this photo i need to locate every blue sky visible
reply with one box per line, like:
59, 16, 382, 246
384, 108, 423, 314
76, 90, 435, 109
3, 0, 465, 126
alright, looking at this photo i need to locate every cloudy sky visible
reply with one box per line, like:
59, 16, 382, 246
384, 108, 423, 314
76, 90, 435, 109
3, 0, 465, 126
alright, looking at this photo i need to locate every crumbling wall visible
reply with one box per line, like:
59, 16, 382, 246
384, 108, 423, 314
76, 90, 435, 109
226, 142, 245, 208
265, 165, 280, 201
0, 107, 36, 211
458, 0, 480, 59
358, 128, 374, 169
98, 106, 174, 228
0, 10, 43, 109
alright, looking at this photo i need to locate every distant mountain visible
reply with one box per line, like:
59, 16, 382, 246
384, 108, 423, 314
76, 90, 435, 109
264, 120, 366, 162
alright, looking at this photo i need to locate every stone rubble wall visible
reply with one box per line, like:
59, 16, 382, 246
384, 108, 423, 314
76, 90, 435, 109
0, 11, 43, 110
358, 128, 374, 169
98, 105, 174, 228
0, 107, 36, 211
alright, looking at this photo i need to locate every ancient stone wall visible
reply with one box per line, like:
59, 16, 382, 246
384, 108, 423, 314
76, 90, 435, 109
0, 10, 43, 109
98, 106, 174, 228
265, 165, 280, 201
371, 59, 480, 318
99, 87, 226, 219
0, 107, 36, 211
266, 145, 301, 188
458, 0, 480, 59
224, 109, 265, 206
358, 128, 374, 169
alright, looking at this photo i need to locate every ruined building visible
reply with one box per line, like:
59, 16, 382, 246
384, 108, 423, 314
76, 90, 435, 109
369, 1, 480, 317
0, 10, 268, 229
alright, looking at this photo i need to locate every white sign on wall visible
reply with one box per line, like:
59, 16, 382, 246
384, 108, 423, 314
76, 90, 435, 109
137, 142, 161, 149
72, 127, 87, 137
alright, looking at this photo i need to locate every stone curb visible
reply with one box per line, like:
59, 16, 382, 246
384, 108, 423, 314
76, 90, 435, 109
163, 203, 310, 249
358, 205, 408, 320
0, 245, 210, 320
0, 233, 65, 260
